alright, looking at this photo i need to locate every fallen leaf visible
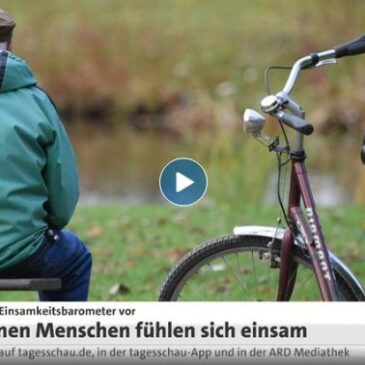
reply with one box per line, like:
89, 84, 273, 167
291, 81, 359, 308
167, 248, 188, 262
190, 227, 207, 235
131, 246, 146, 256
157, 218, 168, 226
87, 225, 103, 239
172, 212, 188, 223
109, 283, 130, 296
97, 247, 113, 257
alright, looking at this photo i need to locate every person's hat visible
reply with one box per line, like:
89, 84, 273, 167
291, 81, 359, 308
0, 9, 15, 42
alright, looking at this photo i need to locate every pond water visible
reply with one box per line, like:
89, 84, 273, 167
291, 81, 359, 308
264, 173, 350, 207
68, 123, 177, 205
67, 122, 364, 207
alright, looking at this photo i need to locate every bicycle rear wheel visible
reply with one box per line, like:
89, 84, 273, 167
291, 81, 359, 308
159, 235, 361, 301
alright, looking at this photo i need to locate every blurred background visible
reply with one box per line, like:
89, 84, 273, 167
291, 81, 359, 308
2, 0, 365, 300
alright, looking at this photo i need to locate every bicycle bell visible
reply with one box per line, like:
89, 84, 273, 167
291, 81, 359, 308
261, 95, 280, 113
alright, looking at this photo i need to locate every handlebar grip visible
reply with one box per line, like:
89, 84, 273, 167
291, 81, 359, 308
334, 34, 365, 58
276, 111, 314, 135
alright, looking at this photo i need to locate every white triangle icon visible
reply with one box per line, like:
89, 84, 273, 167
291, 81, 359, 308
176, 172, 194, 193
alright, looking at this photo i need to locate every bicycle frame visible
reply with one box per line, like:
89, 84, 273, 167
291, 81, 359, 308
268, 50, 340, 301
277, 150, 339, 301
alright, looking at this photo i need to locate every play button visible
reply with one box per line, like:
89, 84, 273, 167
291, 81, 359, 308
176, 172, 194, 192
159, 158, 208, 206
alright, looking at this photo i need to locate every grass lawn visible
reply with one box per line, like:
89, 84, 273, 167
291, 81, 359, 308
0, 203, 364, 301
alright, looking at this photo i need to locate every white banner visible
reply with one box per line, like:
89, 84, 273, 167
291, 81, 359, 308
0, 302, 364, 364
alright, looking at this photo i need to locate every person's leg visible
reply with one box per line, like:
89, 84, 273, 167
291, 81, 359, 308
38, 230, 92, 301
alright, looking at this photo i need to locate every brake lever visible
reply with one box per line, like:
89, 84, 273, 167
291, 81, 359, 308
315, 58, 337, 67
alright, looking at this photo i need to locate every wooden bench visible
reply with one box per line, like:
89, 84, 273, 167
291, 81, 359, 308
0, 278, 61, 291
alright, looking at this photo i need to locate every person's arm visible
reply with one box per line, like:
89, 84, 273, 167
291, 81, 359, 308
43, 118, 79, 229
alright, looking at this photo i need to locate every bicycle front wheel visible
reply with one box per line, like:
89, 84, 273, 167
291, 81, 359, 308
159, 235, 361, 301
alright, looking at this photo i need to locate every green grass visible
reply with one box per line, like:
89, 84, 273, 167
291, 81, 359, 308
1, 203, 364, 301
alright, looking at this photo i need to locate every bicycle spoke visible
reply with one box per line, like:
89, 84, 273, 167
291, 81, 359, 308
178, 293, 187, 301
236, 252, 250, 297
293, 270, 316, 299
221, 255, 252, 300
267, 261, 272, 299
183, 272, 204, 299
251, 251, 258, 300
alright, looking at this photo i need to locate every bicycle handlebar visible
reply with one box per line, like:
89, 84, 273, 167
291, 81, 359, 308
282, 54, 320, 94
275, 110, 314, 136
334, 34, 365, 58
263, 34, 365, 136
283, 34, 365, 95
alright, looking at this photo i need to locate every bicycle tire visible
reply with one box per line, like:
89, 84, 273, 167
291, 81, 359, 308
159, 235, 361, 301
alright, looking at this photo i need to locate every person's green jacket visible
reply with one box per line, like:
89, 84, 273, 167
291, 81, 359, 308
0, 51, 79, 270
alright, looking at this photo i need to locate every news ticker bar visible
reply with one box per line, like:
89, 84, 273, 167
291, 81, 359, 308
0, 302, 364, 363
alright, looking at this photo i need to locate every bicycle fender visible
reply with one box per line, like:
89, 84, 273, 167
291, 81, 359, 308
233, 225, 365, 301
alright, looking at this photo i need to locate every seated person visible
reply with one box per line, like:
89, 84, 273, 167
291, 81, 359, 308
0, 9, 92, 301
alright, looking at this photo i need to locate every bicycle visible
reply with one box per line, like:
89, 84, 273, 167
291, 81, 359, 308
159, 35, 365, 302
